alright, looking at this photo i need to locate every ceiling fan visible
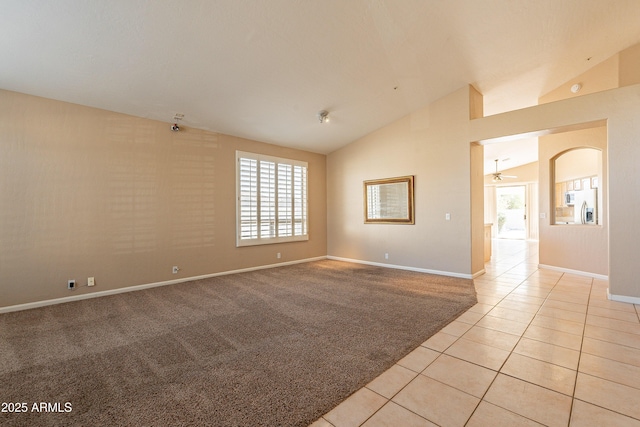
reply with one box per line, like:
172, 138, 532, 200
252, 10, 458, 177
492, 159, 517, 182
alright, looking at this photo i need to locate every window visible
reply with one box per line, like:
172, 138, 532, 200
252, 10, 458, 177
236, 151, 308, 246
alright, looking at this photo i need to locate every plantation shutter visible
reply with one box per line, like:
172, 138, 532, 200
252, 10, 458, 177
293, 165, 307, 236
278, 163, 292, 237
260, 160, 276, 238
239, 157, 258, 240
236, 151, 308, 246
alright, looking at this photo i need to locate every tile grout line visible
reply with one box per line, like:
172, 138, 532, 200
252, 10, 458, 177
358, 385, 432, 427
565, 276, 593, 426
571, 282, 640, 423
431, 256, 547, 425
471, 248, 640, 424
461, 266, 564, 426
355, 261, 536, 426
317, 243, 640, 426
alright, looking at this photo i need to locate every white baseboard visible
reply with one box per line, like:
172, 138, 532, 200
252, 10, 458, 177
607, 289, 640, 305
538, 264, 608, 281
0, 256, 328, 314
537, 265, 640, 303
326, 256, 474, 279
472, 269, 486, 279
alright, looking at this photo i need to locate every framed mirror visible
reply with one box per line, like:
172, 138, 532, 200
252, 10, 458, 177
364, 175, 414, 224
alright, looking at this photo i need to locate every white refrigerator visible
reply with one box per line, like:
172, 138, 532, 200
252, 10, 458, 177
573, 189, 597, 225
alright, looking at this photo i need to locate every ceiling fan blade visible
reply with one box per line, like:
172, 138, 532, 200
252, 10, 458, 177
490, 160, 517, 181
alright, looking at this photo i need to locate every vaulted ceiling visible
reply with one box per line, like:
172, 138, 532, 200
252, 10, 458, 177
3, 1, 640, 173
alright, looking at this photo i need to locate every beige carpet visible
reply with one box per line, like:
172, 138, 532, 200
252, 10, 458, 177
0, 259, 476, 426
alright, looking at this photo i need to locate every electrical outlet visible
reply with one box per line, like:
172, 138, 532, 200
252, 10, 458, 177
87, 277, 95, 287
67, 279, 76, 290
384, 253, 389, 260
445, 213, 451, 220
172, 266, 180, 274
277, 253, 281, 259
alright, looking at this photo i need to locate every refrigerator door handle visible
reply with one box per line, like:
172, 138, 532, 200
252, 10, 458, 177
581, 201, 587, 224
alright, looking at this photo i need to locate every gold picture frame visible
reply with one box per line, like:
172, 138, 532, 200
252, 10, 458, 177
364, 175, 414, 224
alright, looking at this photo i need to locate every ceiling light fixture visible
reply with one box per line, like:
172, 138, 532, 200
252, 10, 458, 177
570, 83, 582, 94
317, 110, 330, 124
492, 159, 517, 182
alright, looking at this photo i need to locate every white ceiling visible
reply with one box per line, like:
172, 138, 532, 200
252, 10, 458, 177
483, 137, 539, 177
2, 1, 640, 173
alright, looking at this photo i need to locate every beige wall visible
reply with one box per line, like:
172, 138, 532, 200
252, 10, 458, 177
539, 54, 619, 105
532, 44, 640, 279
0, 90, 327, 308
327, 78, 640, 301
619, 43, 640, 87
471, 84, 640, 299
540, 42, 640, 104
484, 43, 639, 282
470, 87, 486, 274
539, 127, 607, 275
327, 86, 480, 277
470, 142, 485, 274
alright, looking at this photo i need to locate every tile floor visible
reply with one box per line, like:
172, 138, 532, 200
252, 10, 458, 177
310, 239, 640, 426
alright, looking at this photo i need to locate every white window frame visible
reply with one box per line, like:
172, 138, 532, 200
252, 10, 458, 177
236, 151, 309, 247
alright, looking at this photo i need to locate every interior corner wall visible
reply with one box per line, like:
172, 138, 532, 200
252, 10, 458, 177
326, 86, 477, 277
0, 89, 327, 309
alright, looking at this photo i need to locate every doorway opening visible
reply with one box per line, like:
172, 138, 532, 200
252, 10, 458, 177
496, 185, 526, 239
